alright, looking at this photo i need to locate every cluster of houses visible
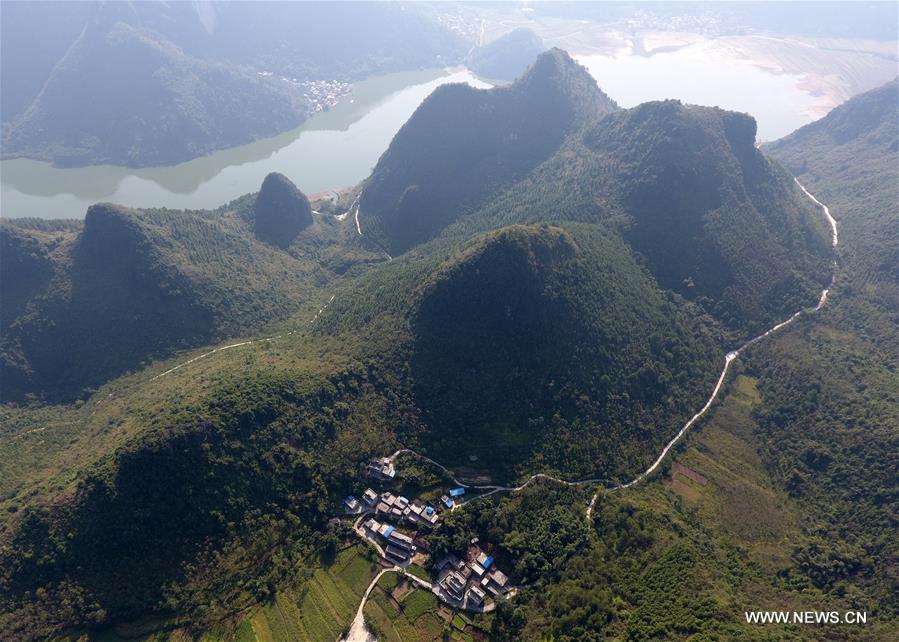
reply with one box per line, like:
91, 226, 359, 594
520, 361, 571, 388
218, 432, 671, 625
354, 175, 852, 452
255, 72, 352, 113
344, 487, 441, 529
362, 518, 417, 565
339, 456, 513, 612
436, 547, 511, 610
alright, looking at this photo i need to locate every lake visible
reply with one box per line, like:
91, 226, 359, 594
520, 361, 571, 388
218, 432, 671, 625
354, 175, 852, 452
1, 51, 821, 220
576, 46, 818, 141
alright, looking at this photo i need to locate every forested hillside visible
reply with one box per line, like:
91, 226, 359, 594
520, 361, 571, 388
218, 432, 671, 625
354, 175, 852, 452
1, 1, 468, 167
360, 49, 617, 254
2, 18, 310, 167
419, 81, 898, 642
0, 197, 334, 402
405, 224, 720, 480
0, 49, 872, 642
361, 49, 833, 338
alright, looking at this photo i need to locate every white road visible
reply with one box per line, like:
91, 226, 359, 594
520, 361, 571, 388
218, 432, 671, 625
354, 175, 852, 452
150, 295, 335, 381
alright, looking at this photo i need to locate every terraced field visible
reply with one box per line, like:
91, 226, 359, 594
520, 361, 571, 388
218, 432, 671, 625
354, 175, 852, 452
247, 546, 379, 642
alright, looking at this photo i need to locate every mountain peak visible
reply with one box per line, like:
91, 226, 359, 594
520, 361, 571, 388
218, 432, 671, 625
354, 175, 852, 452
516, 47, 617, 115
361, 48, 617, 255
253, 172, 313, 248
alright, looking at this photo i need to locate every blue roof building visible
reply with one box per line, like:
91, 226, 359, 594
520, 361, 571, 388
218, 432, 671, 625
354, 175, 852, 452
449, 488, 466, 497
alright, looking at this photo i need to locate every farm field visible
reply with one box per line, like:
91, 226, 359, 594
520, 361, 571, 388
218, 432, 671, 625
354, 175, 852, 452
77, 546, 378, 642
362, 572, 490, 642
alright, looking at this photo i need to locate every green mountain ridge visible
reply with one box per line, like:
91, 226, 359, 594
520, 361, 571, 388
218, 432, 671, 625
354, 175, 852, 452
361, 51, 833, 337
360, 48, 617, 255
2, 20, 310, 168
1, 1, 469, 168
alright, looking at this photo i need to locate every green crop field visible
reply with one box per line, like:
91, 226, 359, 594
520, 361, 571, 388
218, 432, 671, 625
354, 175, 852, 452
242, 546, 377, 642
359, 572, 490, 642
404, 564, 432, 583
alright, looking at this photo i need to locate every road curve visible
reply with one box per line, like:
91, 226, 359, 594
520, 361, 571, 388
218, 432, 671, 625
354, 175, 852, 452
342, 180, 837, 638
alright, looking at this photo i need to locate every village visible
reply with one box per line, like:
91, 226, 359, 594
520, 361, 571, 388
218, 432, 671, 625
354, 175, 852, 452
256, 71, 352, 112
340, 456, 514, 613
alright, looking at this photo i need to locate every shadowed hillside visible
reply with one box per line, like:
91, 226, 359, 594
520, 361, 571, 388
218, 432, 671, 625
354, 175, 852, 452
407, 224, 721, 479
0, 202, 329, 401
360, 49, 617, 254
253, 172, 314, 248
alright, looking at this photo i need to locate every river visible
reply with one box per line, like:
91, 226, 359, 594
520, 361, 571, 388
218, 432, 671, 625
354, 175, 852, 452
0, 69, 491, 219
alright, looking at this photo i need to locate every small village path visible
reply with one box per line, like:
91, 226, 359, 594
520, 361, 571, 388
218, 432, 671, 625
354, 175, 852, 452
341, 567, 397, 642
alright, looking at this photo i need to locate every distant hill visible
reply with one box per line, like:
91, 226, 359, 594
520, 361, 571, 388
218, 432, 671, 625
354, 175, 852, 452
466, 28, 546, 81
1, 20, 310, 167
0, 200, 330, 401
765, 77, 898, 303
0, 1, 468, 167
361, 49, 617, 254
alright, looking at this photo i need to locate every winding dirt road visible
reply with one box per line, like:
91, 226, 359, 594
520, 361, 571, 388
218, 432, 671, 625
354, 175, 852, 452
387, 179, 839, 520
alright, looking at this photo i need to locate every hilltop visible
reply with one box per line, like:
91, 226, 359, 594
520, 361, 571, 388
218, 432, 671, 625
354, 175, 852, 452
0, 195, 338, 402
361, 49, 833, 337
405, 224, 720, 479
253, 173, 314, 248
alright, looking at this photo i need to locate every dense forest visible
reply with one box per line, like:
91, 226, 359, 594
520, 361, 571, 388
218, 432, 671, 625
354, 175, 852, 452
361, 51, 833, 338
360, 49, 617, 255
0, 175, 360, 402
